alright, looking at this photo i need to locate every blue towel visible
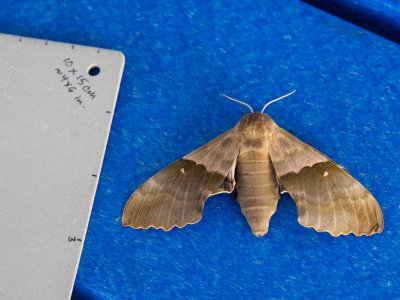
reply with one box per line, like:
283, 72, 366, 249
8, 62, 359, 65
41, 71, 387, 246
1, 0, 398, 298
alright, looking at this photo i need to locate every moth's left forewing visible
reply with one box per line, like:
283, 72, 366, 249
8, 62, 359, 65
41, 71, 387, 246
268, 124, 384, 237
122, 128, 240, 231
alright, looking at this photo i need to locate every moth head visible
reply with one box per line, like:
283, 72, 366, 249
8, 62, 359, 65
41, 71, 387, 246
235, 113, 275, 138
222, 89, 296, 138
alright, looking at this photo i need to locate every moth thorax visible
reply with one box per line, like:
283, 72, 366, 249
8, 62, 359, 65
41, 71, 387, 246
236, 113, 275, 137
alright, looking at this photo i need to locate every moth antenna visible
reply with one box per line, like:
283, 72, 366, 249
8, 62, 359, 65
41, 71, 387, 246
222, 94, 254, 113
260, 89, 297, 113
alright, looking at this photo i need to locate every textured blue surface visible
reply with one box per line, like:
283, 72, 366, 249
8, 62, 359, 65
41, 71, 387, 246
303, 0, 400, 43
1, 1, 399, 299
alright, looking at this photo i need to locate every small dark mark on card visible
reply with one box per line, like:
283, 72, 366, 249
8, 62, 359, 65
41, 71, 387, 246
92, 174, 97, 177
18, 38, 22, 42
68, 236, 82, 242
97, 49, 100, 53
106, 110, 112, 114
71, 44, 75, 49
45, 41, 48, 45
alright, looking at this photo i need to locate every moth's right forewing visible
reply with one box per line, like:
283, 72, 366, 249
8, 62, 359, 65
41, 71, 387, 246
269, 125, 384, 237
122, 128, 240, 231
268, 127, 328, 176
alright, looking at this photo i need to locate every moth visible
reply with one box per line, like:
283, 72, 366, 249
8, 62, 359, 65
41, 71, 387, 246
122, 90, 384, 237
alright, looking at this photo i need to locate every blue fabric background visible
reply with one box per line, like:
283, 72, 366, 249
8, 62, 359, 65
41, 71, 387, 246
1, 1, 399, 299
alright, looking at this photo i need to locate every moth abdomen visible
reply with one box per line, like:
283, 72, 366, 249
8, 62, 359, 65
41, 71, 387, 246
235, 151, 279, 237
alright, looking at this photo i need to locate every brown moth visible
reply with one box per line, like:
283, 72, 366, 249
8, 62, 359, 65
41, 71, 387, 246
122, 91, 384, 237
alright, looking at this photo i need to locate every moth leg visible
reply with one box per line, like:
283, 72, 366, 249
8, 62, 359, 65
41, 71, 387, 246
215, 159, 237, 195
278, 182, 288, 194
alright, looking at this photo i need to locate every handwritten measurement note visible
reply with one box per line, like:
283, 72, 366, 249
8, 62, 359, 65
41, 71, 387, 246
68, 236, 82, 242
54, 58, 97, 108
